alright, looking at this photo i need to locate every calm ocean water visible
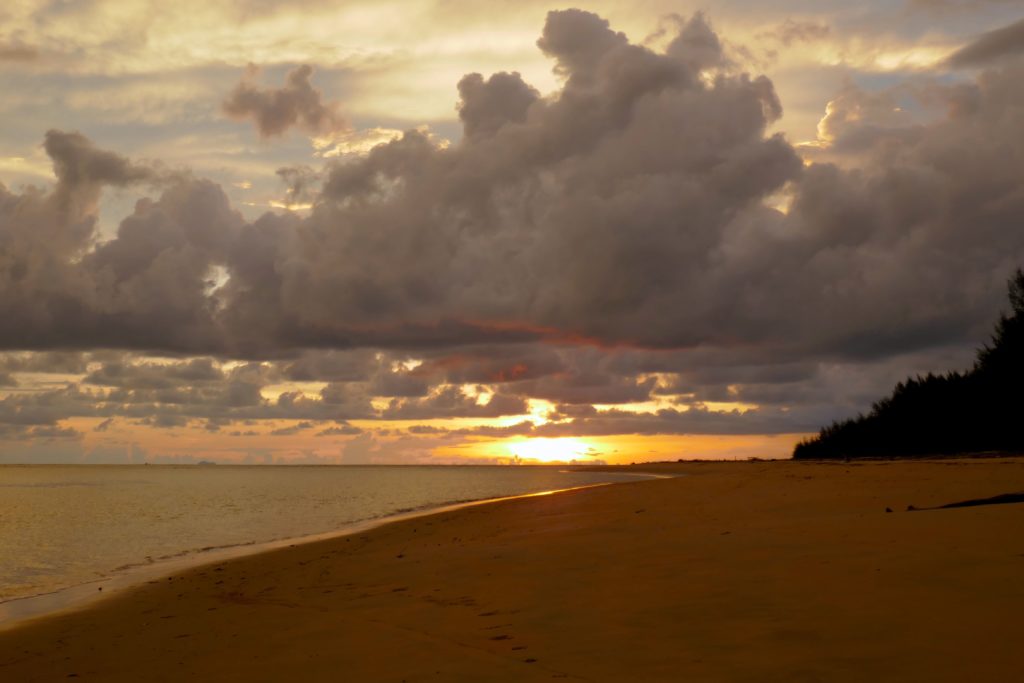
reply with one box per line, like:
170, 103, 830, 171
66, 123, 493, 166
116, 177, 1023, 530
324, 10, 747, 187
0, 465, 640, 607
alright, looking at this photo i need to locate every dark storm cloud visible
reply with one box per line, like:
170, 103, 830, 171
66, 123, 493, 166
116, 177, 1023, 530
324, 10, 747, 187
219, 9, 797, 354
0, 12, 794, 354
379, 386, 527, 420
0, 352, 92, 374
946, 16, 1024, 67
367, 368, 430, 398
0, 373, 373, 428
0, 129, 225, 353
2, 9, 1024, 379
415, 345, 567, 385
0, 343, 972, 438
84, 358, 223, 389
222, 64, 347, 138
506, 368, 656, 405
279, 350, 375, 382
409, 345, 658, 405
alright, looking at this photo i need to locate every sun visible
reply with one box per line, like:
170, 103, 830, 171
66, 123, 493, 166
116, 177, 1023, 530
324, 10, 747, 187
506, 437, 596, 464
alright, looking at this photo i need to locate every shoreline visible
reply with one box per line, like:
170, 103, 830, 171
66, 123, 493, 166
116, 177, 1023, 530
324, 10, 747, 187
0, 478, 641, 631
3, 457, 1023, 681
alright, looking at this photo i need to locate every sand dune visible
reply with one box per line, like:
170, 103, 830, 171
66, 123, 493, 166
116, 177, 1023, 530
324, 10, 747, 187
2, 458, 1023, 681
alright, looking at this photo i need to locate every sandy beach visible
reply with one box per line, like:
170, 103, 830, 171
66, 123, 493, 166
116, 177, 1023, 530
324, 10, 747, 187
2, 458, 1023, 681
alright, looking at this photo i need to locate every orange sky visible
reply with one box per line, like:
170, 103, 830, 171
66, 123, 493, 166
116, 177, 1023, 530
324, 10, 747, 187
46, 415, 806, 465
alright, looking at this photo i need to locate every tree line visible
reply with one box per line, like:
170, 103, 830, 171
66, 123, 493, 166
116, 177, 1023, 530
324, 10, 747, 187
793, 269, 1024, 459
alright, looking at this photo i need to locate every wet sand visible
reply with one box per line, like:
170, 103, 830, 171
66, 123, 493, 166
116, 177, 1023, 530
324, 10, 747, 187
2, 458, 1023, 681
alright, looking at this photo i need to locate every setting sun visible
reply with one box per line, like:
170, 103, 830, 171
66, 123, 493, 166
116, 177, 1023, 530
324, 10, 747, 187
505, 437, 597, 463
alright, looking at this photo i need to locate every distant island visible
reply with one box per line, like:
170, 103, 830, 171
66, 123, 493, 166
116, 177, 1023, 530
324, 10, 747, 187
794, 269, 1024, 460
196, 460, 218, 466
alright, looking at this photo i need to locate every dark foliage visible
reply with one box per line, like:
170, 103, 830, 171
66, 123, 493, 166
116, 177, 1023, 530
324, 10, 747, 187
793, 269, 1024, 459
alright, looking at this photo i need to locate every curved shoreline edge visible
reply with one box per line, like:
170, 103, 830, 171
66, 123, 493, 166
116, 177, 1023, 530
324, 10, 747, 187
0, 472, 666, 631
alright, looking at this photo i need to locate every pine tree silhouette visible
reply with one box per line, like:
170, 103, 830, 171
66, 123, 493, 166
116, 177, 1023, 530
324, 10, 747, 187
793, 269, 1024, 459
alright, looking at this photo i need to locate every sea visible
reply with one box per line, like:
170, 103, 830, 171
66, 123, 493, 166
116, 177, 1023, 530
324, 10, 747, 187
0, 465, 645, 623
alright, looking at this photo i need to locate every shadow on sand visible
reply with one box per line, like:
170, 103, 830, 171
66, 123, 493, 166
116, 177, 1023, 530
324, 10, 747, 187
920, 492, 1024, 511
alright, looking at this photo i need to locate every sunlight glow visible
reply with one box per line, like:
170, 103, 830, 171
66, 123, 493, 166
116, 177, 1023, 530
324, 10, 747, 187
526, 399, 556, 425
505, 437, 597, 463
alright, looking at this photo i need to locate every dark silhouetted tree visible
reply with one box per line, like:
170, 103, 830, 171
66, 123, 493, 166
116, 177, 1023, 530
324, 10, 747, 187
793, 268, 1024, 459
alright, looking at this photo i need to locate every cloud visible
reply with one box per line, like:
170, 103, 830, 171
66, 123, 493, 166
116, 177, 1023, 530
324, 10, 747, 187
0, 42, 38, 62
0, 352, 93, 374
316, 421, 362, 437
532, 405, 819, 436
501, 350, 658, 405
457, 71, 539, 140
222, 64, 347, 138
0, 9, 1023, 390
946, 16, 1024, 67
759, 20, 831, 47
0, 342, 977, 439
811, 82, 920, 150
2, 12, 794, 354
415, 345, 566, 384
27, 425, 82, 439
0, 370, 372, 429
664, 11, 729, 73
367, 366, 430, 398
217, 10, 795, 354
911, 0, 1022, 12
44, 128, 161, 212
0, 421, 83, 441
380, 386, 527, 420
421, 403, 816, 438
275, 165, 320, 206
280, 350, 374, 382
269, 420, 314, 436
84, 358, 223, 389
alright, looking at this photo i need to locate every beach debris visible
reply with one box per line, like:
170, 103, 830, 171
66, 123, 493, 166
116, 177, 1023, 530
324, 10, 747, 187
906, 504, 917, 511
885, 507, 893, 513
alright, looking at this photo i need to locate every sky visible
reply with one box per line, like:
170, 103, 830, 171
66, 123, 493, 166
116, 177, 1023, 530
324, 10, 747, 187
1, 0, 1024, 465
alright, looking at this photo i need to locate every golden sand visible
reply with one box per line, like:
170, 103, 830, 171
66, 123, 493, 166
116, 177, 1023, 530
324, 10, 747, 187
2, 458, 1023, 681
